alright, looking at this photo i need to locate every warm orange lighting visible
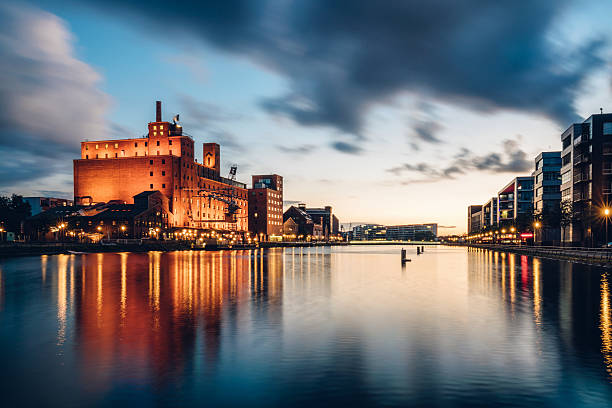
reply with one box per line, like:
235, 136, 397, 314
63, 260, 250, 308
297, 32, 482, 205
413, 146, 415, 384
510, 227, 516, 233
534, 222, 541, 228
605, 208, 611, 216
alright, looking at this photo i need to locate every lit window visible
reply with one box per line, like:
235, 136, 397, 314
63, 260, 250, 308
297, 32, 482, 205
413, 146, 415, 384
153, 125, 157, 130
114, 143, 118, 148
95, 144, 98, 149
85, 145, 88, 150
105, 143, 108, 148
160, 125, 164, 130
154, 132, 157, 136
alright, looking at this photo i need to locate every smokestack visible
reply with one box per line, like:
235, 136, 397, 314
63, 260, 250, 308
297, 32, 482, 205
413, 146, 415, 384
156, 101, 162, 122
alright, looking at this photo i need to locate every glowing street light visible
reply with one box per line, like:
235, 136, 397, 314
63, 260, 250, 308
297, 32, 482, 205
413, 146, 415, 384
604, 207, 611, 246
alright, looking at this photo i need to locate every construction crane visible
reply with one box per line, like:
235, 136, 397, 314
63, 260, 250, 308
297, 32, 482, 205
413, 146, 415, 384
182, 164, 245, 225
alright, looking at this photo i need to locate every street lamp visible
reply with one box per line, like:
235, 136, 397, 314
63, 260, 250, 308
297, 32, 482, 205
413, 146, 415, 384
604, 208, 610, 246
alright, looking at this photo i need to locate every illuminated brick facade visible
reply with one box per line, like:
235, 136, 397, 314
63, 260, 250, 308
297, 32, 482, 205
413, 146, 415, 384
248, 174, 283, 238
74, 101, 248, 231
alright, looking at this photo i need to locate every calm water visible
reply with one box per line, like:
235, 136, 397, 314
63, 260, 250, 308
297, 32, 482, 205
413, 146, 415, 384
1, 245, 612, 407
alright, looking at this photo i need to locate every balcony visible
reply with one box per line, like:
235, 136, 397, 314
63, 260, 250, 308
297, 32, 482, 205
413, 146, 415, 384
573, 172, 591, 183
573, 191, 590, 202
573, 154, 590, 165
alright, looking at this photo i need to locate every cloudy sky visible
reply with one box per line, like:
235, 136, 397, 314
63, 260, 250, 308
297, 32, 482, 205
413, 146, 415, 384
1, 0, 611, 233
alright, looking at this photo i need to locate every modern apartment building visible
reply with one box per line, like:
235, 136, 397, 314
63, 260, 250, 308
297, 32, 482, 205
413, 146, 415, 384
248, 174, 284, 239
560, 113, 612, 245
497, 176, 534, 226
533, 151, 561, 244
467, 205, 483, 234
482, 197, 498, 228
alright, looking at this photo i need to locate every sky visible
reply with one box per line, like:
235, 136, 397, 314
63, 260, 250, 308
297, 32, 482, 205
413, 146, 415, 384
0, 0, 611, 234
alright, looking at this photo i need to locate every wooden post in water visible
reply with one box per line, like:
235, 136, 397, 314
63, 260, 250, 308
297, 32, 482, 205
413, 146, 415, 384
401, 248, 410, 263
417, 247, 421, 255
421, 246, 424, 253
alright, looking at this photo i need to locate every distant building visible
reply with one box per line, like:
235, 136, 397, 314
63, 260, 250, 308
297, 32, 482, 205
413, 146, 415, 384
351, 224, 386, 240
533, 151, 561, 244
23, 197, 73, 216
248, 174, 283, 240
560, 113, 612, 246
283, 206, 324, 240
467, 205, 483, 234
386, 224, 438, 241
497, 176, 534, 226
299, 204, 339, 239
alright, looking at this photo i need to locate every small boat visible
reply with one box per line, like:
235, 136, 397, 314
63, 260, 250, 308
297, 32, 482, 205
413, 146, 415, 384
67, 250, 87, 255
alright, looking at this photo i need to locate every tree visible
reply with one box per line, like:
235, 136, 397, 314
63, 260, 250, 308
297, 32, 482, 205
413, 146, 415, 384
0, 195, 31, 234
560, 200, 573, 245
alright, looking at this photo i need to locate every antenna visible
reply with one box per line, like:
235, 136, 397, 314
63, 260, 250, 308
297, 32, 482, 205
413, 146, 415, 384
601, 108, 604, 115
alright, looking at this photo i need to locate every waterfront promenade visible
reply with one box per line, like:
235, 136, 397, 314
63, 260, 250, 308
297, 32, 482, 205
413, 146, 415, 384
464, 243, 612, 266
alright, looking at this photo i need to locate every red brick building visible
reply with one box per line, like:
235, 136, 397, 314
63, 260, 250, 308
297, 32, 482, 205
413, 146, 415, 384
248, 174, 283, 239
73, 101, 248, 231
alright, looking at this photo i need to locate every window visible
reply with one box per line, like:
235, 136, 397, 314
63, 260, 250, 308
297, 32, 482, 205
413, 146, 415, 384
169, 150, 172, 155
86, 155, 89, 159
135, 152, 138, 156
114, 143, 118, 148
135, 142, 138, 147
150, 171, 153, 176
604, 122, 612, 136
157, 141, 160, 146
85, 145, 88, 150
121, 150, 125, 157
562, 153, 571, 166
105, 143, 108, 148
162, 171, 165, 176
105, 154, 108, 158
96, 154, 99, 159
160, 125, 164, 130
162, 159, 165, 164
95, 144, 99, 149
115, 153, 118, 158
150, 184, 153, 189
561, 171, 572, 184
154, 132, 157, 136
157, 151, 160, 155
169, 140, 172, 145
153, 125, 157, 130
162, 184, 165, 188
150, 160, 153, 165
145, 142, 148, 146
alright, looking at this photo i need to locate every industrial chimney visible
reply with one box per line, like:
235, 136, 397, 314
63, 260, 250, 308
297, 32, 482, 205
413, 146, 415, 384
156, 101, 162, 122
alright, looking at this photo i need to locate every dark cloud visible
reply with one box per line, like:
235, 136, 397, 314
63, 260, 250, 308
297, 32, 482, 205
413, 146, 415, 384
276, 144, 317, 155
388, 137, 532, 183
0, 3, 108, 191
176, 95, 245, 152
80, 0, 602, 140
330, 141, 363, 154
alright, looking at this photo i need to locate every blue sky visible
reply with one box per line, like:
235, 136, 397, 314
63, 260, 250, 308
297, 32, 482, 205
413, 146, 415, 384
1, 0, 611, 233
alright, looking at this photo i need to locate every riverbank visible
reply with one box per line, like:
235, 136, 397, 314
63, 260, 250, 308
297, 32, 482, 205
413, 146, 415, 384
0, 240, 351, 257
463, 243, 612, 266
0, 240, 438, 258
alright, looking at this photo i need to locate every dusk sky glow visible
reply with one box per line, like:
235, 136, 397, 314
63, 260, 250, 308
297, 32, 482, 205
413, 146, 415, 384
1, 0, 612, 233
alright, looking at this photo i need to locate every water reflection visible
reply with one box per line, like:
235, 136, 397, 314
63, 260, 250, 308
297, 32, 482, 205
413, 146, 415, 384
2, 247, 612, 406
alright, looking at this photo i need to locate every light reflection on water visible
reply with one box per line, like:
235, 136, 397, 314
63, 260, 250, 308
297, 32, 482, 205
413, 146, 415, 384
0, 246, 612, 406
